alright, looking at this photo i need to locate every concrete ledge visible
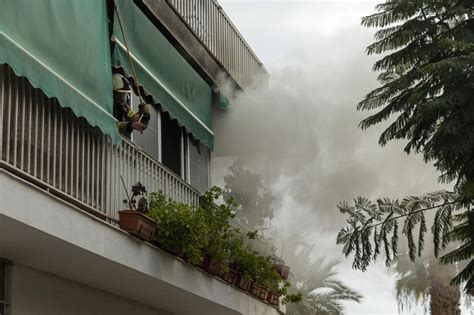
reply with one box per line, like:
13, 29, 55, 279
0, 169, 280, 315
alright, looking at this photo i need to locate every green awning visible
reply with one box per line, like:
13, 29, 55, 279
218, 92, 232, 108
0, 0, 120, 143
113, 0, 214, 150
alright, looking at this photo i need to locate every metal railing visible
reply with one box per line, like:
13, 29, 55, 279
230, 219, 277, 258
167, 0, 267, 90
105, 138, 200, 220
0, 65, 199, 222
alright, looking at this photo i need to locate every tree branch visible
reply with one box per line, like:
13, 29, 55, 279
366, 201, 459, 230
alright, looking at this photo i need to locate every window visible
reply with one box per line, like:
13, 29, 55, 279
129, 92, 188, 180
0, 260, 10, 315
131, 93, 160, 162
189, 137, 210, 193
161, 112, 182, 177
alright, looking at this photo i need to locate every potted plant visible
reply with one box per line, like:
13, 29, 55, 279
118, 181, 157, 241
254, 255, 279, 301
148, 192, 208, 265
273, 263, 290, 280
219, 267, 238, 285
235, 275, 253, 291
249, 281, 261, 296
257, 285, 269, 301
199, 188, 236, 277
228, 236, 259, 292
201, 255, 227, 275
266, 291, 280, 306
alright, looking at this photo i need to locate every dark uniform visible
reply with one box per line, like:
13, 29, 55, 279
112, 73, 150, 136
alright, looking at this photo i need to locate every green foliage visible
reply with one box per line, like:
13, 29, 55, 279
440, 210, 474, 291
148, 192, 208, 265
229, 240, 302, 304
148, 188, 302, 302
224, 160, 274, 229
256, 256, 281, 290
283, 292, 304, 305
199, 186, 236, 262
393, 252, 463, 314
286, 258, 363, 315
336, 191, 474, 294
394, 254, 430, 312
359, 2, 474, 187
230, 239, 261, 280
341, 0, 474, 297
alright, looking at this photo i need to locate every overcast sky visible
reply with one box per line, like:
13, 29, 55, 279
212, 1, 473, 314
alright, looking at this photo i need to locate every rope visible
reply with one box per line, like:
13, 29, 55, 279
114, 0, 145, 103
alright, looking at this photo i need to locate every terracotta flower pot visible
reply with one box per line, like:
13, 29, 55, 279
201, 255, 225, 275
266, 291, 280, 306
273, 263, 290, 280
220, 269, 238, 285
118, 210, 157, 241
236, 276, 252, 291
257, 286, 269, 301
249, 282, 262, 297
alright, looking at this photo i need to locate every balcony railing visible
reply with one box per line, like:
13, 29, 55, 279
230, 219, 277, 258
0, 65, 275, 257
0, 65, 199, 222
167, 0, 267, 90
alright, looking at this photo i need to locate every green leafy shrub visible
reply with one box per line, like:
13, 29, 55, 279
256, 256, 281, 290
230, 237, 259, 281
199, 187, 236, 263
148, 192, 208, 265
147, 187, 301, 304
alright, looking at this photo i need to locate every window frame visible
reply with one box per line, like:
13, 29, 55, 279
187, 135, 211, 193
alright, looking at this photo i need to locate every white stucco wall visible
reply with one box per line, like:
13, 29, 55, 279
10, 264, 166, 315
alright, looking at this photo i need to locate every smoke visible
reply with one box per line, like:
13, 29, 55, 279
211, 1, 451, 313
212, 32, 442, 239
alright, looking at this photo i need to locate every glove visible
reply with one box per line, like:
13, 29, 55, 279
138, 103, 150, 126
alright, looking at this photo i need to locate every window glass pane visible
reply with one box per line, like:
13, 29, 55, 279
161, 112, 182, 176
0, 304, 4, 315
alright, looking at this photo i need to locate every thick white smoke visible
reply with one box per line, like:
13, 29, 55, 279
211, 1, 451, 313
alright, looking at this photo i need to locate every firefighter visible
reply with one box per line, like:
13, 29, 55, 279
112, 73, 150, 136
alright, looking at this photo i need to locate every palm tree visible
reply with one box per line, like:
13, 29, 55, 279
287, 259, 363, 315
283, 235, 362, 315
394, 252, 461, 315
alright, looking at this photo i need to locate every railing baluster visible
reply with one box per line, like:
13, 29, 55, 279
52, 99, 57, 188
72, 111, 77, 197
58, 103, 63, 189
5, 69, 11, 165
91, 132, 96, 207
46, 97, 52, 183
19, 77, 25, 171
12, 74, 19, 167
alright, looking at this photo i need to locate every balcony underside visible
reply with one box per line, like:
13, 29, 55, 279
0, 170, 280, 315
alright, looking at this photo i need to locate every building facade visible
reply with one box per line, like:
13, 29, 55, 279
0, 1, 277, 314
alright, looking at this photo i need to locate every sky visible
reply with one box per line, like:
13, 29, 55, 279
211, 1, 472, 314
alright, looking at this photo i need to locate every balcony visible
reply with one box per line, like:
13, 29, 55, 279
166, 0, 267, 90
0, 64, 274, 259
